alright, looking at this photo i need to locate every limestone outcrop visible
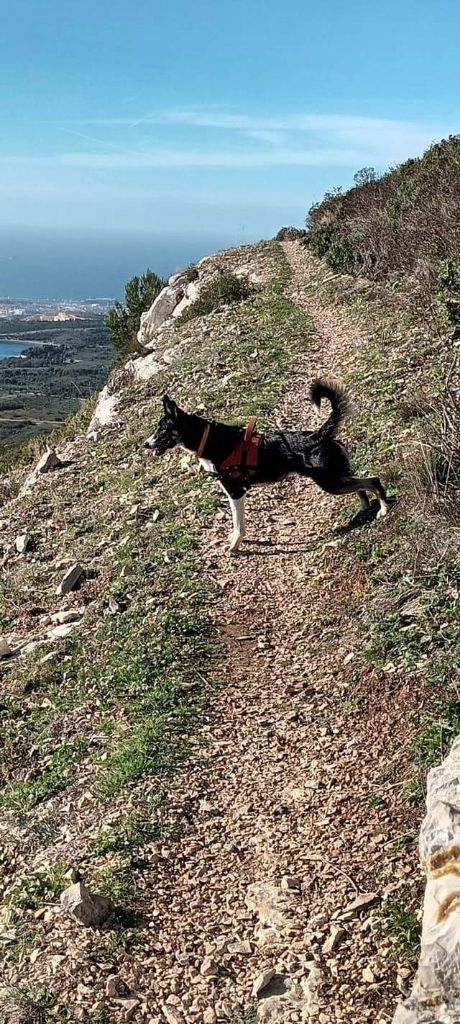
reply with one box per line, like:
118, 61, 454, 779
393, 737, 460, 1023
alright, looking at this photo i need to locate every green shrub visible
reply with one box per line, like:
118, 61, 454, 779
274, 226, 307, 241
185, 264, 199, 283
437, 259, 460, 326
7, 863, 65, 911
304, 133, 460, 311
178, 273, 253, 322
106, 269, 166, 357
308, 224, 335, 259
325, 238, 355, 273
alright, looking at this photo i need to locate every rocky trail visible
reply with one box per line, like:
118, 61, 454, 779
0, 241, 443, 1024
125, 243, 420, 1023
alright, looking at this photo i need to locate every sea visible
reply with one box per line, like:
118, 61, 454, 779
0, 341, 27, 360
0, 227, 247, 301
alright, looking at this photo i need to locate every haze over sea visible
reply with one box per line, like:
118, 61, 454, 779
0, 226, 245, 302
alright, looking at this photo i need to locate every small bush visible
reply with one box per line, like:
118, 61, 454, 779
325, 238, 355, 274
414, 367, 460, 521
185, 264, 199, 283
178, 273, 253, 322
437, 259, 460, 327
106, 269, 166, 357
274, 226, 307, 241
0, 987, 64, 1024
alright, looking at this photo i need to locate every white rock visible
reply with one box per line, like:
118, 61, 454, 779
36, 448, 62, 474
60, 881, 112, 927
246, 881, 293, 932
126, 352, 162, 382
0, 637, 12, 659
339, 891, 380, 919
252, 967, 276, 997
168, 270, 188, 287
137, 283, 184, 346
302, 964, 323, 1016
393, 736, 460, 1022
199, 956, 217, 977
322, 925, 345, 954
162, 343, 183, 365
86, 385, 120, 435
118, 999, 140, 1022
49, 609, 84, 625
20, 448, 62, 495
172, 281, 200, 318
56, 562, 83, 596
47, 622, 79, 640
162, 1009, 183, 1024
15, 533, 29, 554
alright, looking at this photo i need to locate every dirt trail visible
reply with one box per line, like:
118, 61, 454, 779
136, 242, 417, 1024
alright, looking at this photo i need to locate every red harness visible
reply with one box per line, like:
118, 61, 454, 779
197, 418, 262, 479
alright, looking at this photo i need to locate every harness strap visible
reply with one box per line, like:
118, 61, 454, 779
241, 418, 257, 468
196, 422, 211, 459
196, 417, 261, 475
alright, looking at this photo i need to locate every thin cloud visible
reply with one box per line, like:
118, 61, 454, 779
63, 108, 450, 166
32, 147, 371, 168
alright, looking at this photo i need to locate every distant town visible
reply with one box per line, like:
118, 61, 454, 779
0, 296, 115, 321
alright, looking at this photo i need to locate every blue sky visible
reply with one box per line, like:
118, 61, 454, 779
1, 0, 459, 240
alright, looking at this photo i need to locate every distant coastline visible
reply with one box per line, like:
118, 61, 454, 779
0, 314, 113, 445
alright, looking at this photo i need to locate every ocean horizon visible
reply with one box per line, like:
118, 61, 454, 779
0, 226, 252, 302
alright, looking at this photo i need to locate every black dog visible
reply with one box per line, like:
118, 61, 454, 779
145, 379, 389, 552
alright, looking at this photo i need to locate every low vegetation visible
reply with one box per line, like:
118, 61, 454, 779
274, 226, 307, 241
178, 271, 253, 322
106, 268, 166, 357
297, 238, 460, 820
305, 135, 460, 319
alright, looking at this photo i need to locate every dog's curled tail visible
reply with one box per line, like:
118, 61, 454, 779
309, 378, 353, 440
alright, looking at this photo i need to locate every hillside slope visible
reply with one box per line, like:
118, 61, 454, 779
306, 134, 460, 320
0, 240, 458, 1024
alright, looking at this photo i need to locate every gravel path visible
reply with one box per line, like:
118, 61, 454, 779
134, 243, 418, 1024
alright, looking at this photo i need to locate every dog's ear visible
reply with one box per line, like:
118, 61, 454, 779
163, 395, 178, 419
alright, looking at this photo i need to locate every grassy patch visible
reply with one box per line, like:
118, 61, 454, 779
379, 888, 421, 963
1, 741, 86, 813
0, 987, 69, 1024
93, 861, 140, 910
224, 1011, 257, 1024
92, 798, 171, 855
7, 862, 65, 911
178, 271, 253, 322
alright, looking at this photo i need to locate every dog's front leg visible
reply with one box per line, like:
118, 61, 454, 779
218, 481, 247, 553
228, 495, 246, 552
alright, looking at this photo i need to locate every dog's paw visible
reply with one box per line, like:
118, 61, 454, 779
376, 505, 389, 520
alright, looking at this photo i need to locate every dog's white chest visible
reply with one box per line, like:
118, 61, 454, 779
198, 458, 217, 474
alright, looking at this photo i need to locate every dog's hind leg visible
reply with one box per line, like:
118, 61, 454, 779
336, 475, 389, 518
358, 490, 371, 511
